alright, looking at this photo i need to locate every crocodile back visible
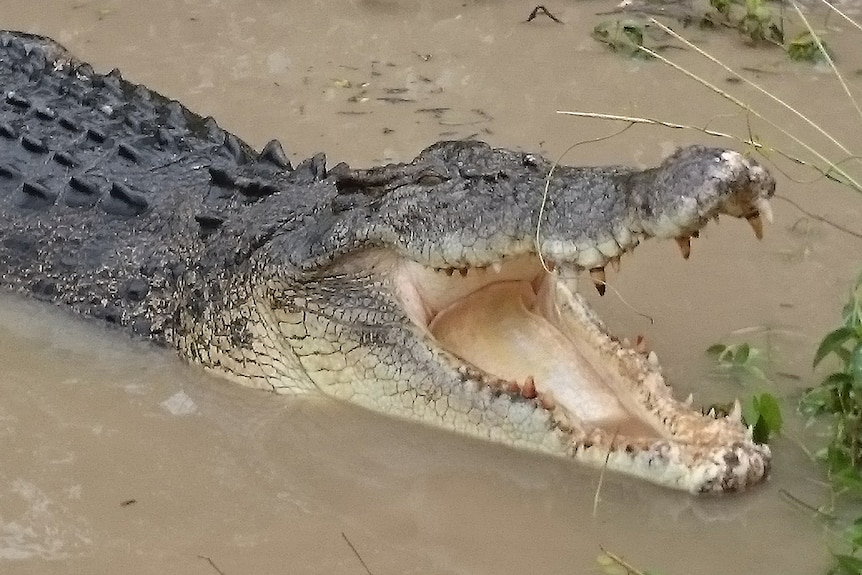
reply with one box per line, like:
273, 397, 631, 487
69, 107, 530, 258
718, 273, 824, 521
0, 31, 256, 340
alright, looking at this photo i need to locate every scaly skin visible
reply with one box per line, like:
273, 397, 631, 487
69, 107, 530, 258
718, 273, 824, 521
0, 31, 774, 492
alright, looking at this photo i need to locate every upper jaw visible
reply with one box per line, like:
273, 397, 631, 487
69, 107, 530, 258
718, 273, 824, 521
632, 148, 776, 241
385, 147, 777, 296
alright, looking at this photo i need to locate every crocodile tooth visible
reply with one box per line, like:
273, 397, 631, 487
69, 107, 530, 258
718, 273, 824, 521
491, 261, 502, 273
576, 246, 604, 269
597, 238, 621, 258
635, 335, 648, 355
728, 399, 742, 424
755, 197, 774, 223
647, 351, 659, 367
609, 255, 621, 272
684, 393, 694, 407
707, 407, 717, 418
613, 226, 634, 250
747, 213, 764, 240
539, 392, 556, 411
521, 376, 537, 399
589, 267, 606, 296
674, 236, 691, 259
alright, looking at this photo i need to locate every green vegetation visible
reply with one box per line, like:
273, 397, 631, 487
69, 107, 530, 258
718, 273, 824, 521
584, 2, 861, 571
706, 342, 768, 383
592, 0, 832, 63
591, 20, 651, 58
706, 0, 785, 45
802, 273, 862, 477
745, 392, 784, 443
610, 280, 861, 572
705, 342, 783, 443
801, 273, 862, 573
788, 31, 833, 63
700, 270, 862, 574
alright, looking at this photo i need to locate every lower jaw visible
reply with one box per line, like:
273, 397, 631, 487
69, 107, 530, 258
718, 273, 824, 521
428, 279, 664, 439
569, 436, 771, 493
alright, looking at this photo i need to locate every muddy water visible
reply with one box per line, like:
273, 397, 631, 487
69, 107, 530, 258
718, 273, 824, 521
2, 1, 862, 573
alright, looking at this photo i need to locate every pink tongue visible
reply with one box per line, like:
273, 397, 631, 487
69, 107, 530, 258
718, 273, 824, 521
429, 281, 659, 436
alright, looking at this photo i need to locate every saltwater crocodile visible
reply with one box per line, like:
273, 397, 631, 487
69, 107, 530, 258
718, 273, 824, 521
0, 31, 774, 492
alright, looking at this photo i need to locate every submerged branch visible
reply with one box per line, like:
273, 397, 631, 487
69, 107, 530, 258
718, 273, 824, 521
599, 546, 650, 575
342, 532, 374, 575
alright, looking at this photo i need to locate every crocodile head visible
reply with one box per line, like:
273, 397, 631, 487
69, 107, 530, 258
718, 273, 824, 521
0, 31, 772, 493
185, 140, 775, 493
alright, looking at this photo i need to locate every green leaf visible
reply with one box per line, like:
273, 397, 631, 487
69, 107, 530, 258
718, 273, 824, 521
824, 372, 855, 389
757, 393, 783, 434
709, 0, 732, 17
621, 23, 644, 45
800, 383, 841, 416
847, 517, 862, 548
814, 327, 856, 368
832, 463, 862, 492
799, 387, 835, 417
593, 24, 610, 41
832, 553, 862, 574
706, 343, 727, 356
753, 5, 772, 22
744, 393, 782, 443
742, 393, 784, 443
734, 343, 751, 365
787, 31, 833, 63
850, 343, 862, 387
591, 19, 652, 58
828, 445, 853, 473
742, 396, 760, 428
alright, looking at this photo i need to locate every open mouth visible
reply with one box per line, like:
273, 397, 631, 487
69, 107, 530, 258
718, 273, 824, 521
397, 254, 668, 438
388, 228, 771, 492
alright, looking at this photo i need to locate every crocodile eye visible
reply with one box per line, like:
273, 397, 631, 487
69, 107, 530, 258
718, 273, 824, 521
417, 173, 445, 186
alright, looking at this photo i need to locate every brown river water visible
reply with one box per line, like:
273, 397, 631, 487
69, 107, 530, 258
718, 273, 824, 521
3, 1, 862, 573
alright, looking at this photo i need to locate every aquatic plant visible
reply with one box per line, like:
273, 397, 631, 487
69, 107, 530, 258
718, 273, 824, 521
575, 1, 862, 571
593, 0, 834, 62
